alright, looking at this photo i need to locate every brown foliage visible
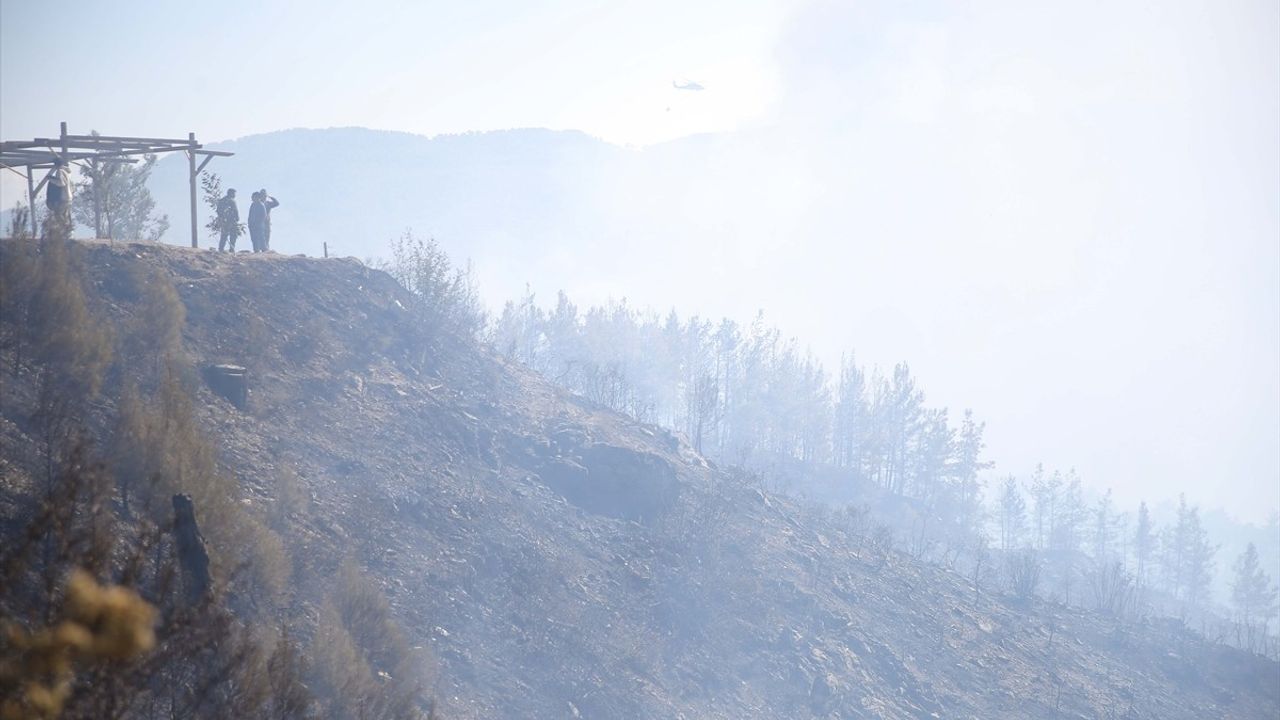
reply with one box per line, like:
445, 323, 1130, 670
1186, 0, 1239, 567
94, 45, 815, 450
1, 570, 156, 720
306, 561, 429, 720
0, 439, 312, 720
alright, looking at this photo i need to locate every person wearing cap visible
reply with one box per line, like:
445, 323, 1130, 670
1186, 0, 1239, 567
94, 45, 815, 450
259, 189, 279, 251
247, 191, 267, 252
217, 188, 240, 252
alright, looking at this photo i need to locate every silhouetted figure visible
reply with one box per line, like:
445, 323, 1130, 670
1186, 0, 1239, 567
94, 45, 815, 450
260, 189, 279, 251
217, 188, 240, 252
46, 161, 72, 219
172, 494, 211, 604
248, 190, 267, 252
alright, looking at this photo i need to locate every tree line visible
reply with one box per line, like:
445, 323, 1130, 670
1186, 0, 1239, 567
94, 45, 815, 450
484, 285, 1279, 656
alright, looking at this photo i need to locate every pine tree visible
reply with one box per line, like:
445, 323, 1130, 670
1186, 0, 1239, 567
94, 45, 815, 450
948, 409, 991, 541
1048, 472, 1086, 604
998, 476, 1027, 552
1027, 465, 1058, 552
1231, 543, 1279, 651
1091, 490, 1115, 564
880, 363, 923, 495
1178, 501, 1217, 618
833, 354, 869, 476
910, 407, 951, 504
1134, 502, 1154, 596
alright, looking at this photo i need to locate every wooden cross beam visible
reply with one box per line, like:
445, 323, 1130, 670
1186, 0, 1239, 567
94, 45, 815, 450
5, 123, 235, 243
63, 133, 198, 146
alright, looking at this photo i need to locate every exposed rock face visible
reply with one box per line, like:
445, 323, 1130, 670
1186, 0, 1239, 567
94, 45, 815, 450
171, 494, 211, 604
2, 239, 1276, 720
538, 444, 679, 523
202, 364, 248, 409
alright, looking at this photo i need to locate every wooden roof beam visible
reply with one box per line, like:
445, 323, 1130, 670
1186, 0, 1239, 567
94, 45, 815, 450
62, 133, 199, 146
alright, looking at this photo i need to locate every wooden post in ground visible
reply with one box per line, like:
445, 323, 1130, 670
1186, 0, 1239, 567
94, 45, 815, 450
188, 132, 198, 248
25, 169, 36, 236
323, 241, 328, 258
58, 122, 68, 229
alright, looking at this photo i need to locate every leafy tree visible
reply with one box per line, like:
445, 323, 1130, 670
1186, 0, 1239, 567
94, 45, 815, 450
72, 132, 169, 241
200, 172, 245, 242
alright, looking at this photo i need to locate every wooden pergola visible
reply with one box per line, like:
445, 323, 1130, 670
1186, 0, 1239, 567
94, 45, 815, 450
0, 122, 233, 247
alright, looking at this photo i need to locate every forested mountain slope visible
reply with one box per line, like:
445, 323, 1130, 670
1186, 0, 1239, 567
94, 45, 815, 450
1, 238, 1276, 719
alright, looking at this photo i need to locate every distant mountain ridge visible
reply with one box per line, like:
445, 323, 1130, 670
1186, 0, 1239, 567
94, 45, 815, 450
147, 125, 804, 315
151, 127, 647, 293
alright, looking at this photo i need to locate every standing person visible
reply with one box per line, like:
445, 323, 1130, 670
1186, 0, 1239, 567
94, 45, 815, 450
45, 160, 73, 221
217, 188, 240, 252
259, 189, 279, 251
247, 191, 267, 252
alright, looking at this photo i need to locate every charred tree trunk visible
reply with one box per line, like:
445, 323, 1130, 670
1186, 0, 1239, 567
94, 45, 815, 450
172, 494, 211, 604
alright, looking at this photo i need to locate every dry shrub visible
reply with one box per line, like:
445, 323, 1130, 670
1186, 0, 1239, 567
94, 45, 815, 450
0, 240, 327, 719
113, 368, 292, 613
268, 467, 310, 532
0, 569, 156, 720
333, 560, 413, 672
1086, 561, 1135, 617
121, 262, 186, 377
306, 561, 429, 719
382, 231, 487, 369
235, 516, 291, 611
2, 234, 115, 490
0, 232, 39, 376
26, 235, 113, 398
264, 627, 314, 719
309, 602, 375, 714
0, 441, 314, 720
1006, 549, 1043, 603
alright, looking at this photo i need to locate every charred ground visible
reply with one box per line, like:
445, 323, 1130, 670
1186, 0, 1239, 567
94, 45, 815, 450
1, 238, 1277, 719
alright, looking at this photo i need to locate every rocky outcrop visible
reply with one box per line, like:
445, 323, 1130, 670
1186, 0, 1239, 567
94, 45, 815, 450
537, 443, 679, 523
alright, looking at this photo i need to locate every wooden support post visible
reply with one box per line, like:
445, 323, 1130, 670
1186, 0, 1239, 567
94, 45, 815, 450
33, 166, 58, 196
25, 169, 36, 236
323, 242, 328, 258
188, 132, 198, 248
195, 153, 216, 175
58, 122, 69, 230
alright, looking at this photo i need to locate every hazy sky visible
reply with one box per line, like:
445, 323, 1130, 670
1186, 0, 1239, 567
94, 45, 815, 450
3, 0, 1277, 521
0, 0, 784, 146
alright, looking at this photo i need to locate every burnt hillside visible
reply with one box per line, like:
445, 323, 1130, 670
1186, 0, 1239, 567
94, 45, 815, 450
2, 238, 1277, 719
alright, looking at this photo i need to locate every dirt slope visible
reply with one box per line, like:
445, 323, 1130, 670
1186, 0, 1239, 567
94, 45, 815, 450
3, 239, 1277, 719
